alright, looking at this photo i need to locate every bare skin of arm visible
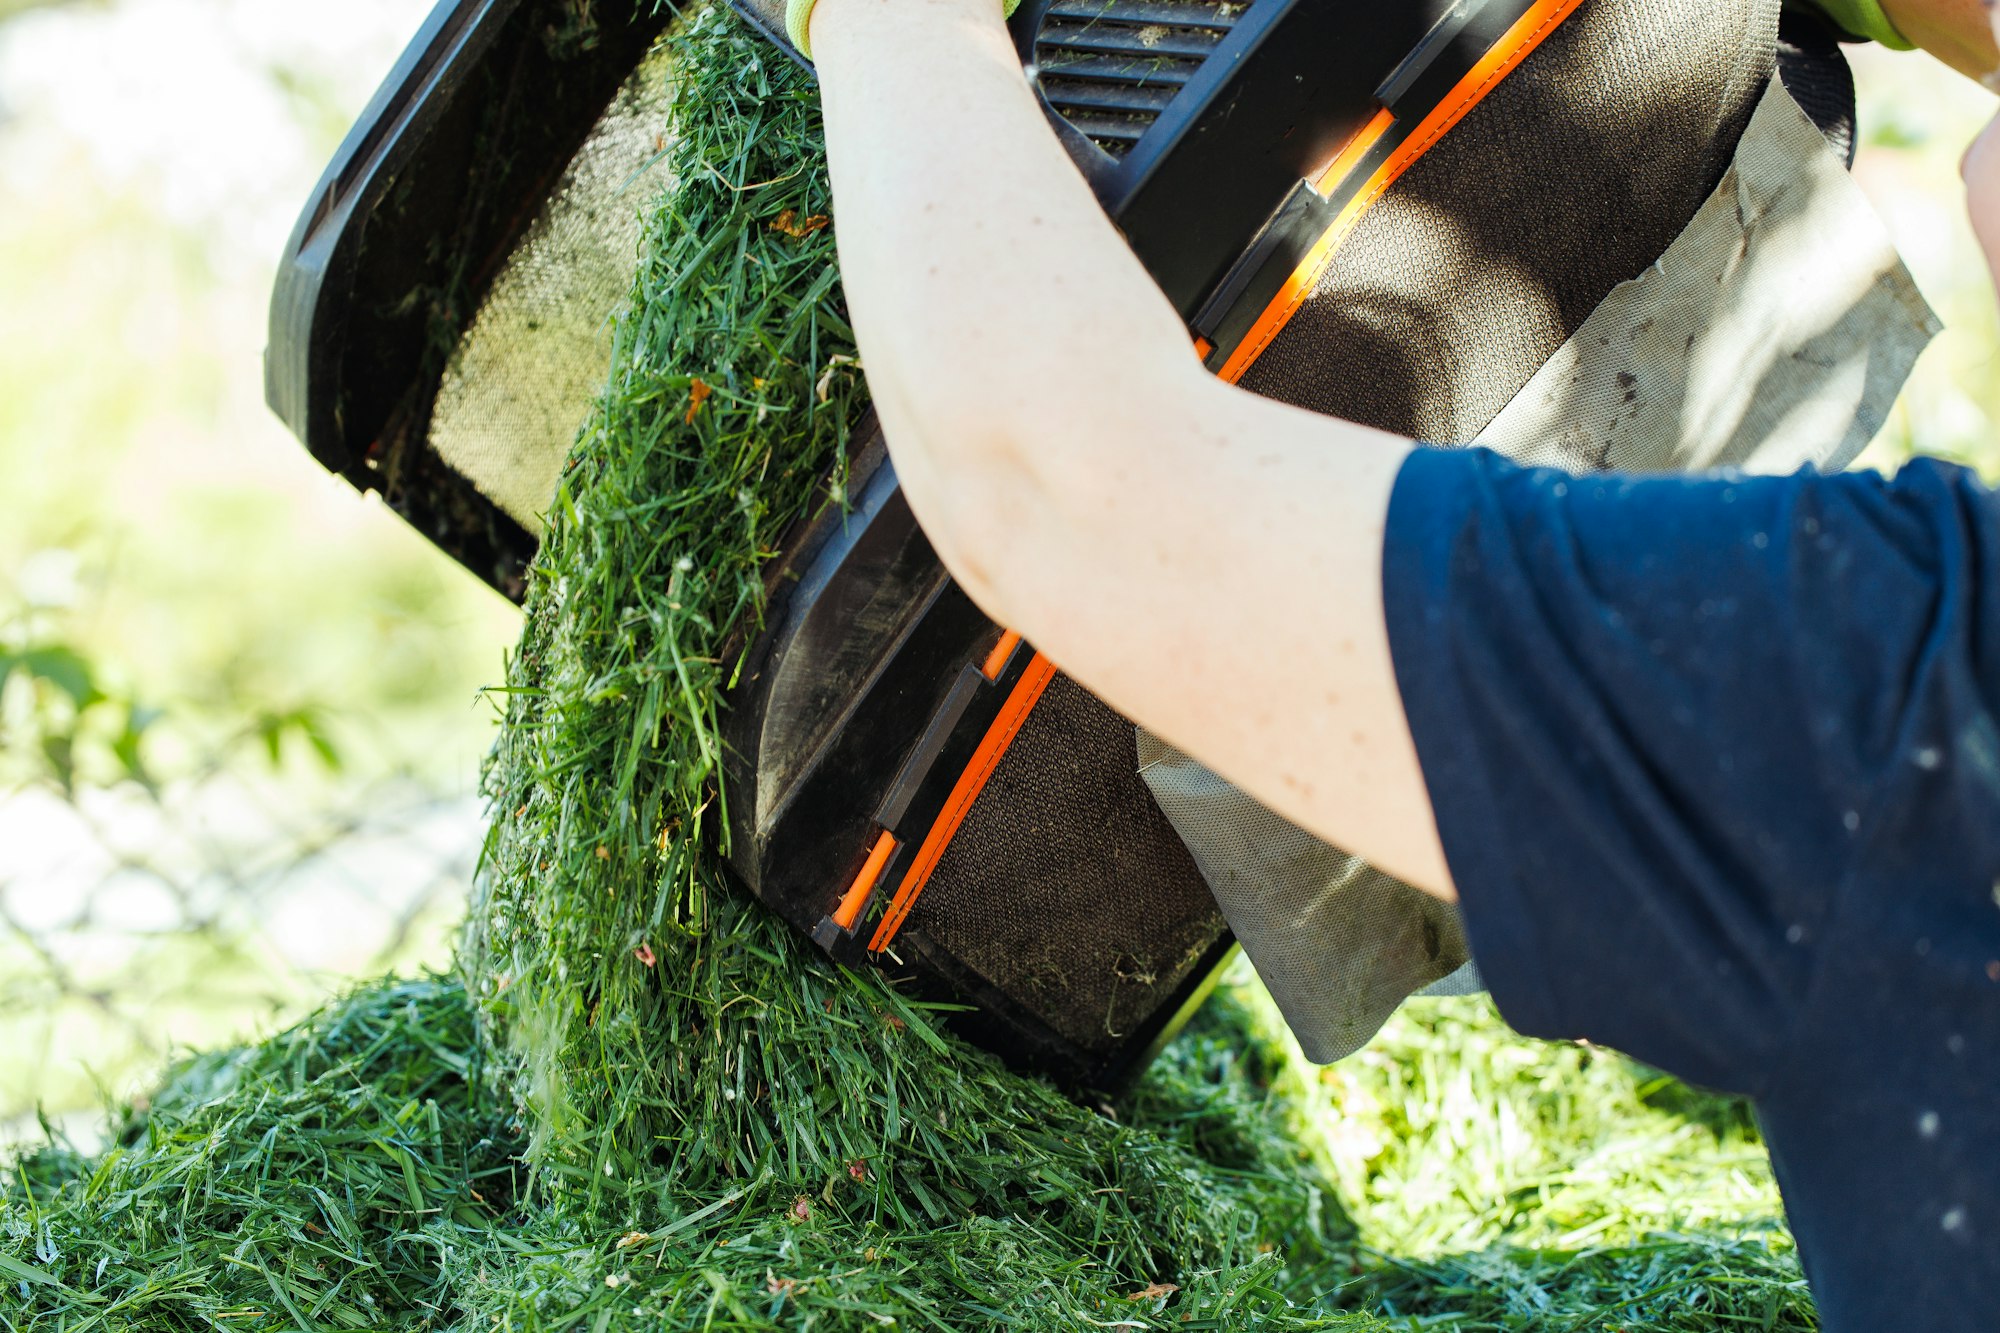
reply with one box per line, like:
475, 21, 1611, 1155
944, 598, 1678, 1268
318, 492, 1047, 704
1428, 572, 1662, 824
1884, 0, 1999, 81
1963, 8, 2000, 255
809, 0, 1455, 898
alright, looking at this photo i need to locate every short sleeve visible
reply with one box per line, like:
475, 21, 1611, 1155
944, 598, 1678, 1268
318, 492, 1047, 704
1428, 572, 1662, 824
1380, 449, 1985, 1095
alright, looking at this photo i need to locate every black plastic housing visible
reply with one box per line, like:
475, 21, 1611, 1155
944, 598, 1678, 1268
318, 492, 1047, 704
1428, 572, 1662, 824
267, 0, 1545, 1092
266, 1, 676, 597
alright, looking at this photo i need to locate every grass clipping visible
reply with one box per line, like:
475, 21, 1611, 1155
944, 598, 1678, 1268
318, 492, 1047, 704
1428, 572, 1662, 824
1, 8, 1817, 1330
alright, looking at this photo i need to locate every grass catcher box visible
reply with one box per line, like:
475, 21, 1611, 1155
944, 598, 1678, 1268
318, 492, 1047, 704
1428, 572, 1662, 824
268, 0, 1800, 1091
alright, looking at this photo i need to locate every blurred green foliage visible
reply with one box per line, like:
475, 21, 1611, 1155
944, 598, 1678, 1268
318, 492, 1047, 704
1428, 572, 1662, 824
0, 601, 355, 794
0, 628, 154, 794
0, 0, 517, 1131
0, 0, 96, 23
0, 9, 516, 791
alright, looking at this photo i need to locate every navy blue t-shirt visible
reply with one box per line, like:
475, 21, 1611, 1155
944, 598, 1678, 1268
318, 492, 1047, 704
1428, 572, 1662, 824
1382, 448, 2000, 1330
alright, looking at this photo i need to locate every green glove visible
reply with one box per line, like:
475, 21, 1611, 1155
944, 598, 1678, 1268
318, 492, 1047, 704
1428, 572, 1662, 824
1798, 0, 1914, 50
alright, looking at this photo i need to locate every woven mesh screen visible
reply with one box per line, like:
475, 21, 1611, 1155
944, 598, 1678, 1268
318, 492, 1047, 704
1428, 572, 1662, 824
1237, 0, 1778, 442
1141, 0, 1785, 1063
426, 40, 679, 536
904, 675, 1227, 1054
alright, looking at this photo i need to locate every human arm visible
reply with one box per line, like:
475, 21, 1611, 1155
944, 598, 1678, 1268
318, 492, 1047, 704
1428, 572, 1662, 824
1964, 9, 2000, 271
805, 0, 1452, 897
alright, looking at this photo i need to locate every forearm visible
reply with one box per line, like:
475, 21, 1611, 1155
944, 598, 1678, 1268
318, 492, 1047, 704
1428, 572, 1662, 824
810, 0, 1452, 895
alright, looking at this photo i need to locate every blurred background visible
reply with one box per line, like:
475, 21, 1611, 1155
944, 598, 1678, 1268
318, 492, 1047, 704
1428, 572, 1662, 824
0, 0, 516, 1144
0, 0, 1994, 1149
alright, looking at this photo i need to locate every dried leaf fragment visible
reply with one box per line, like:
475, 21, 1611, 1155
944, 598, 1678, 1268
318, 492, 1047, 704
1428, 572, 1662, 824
684, 378, 713, 424
816, 354, 859, 403
770, 208, 830, 238
1127, 1282, 1179, 1301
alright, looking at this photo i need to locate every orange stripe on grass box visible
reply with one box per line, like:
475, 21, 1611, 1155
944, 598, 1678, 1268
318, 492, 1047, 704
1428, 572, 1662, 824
870, 652, 1060, 952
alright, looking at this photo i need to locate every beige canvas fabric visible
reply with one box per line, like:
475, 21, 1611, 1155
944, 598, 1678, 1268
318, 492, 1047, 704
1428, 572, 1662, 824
1479, 78, 1939, 476
1141, 79, 1940, 1065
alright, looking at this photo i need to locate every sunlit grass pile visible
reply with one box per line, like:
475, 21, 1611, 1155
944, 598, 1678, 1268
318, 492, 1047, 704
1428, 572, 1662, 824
3, 7, 1815, 1328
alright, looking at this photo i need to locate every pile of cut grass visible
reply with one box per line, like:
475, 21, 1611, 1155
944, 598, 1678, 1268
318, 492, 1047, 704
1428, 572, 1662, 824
0, 980, 1814, 1329
2, 972, 1361, 1329
2, 5, 1818, 1328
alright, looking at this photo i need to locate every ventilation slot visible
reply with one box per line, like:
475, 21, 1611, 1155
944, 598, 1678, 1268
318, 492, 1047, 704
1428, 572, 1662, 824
1034, 0, 1243, 158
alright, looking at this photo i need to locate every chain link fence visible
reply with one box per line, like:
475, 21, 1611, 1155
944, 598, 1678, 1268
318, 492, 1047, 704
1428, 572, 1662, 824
0, 690, 486, 1144
0, 0, 520, 1156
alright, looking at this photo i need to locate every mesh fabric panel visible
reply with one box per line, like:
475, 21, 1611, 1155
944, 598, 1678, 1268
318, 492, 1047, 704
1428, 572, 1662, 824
905, 675, 1227, 1054
427, 41, 679, 536
1237, 0, 1780, 442
1146, 70, 1941, 1062
1144, 0, 1791, 1065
